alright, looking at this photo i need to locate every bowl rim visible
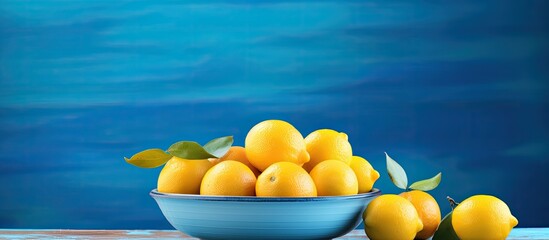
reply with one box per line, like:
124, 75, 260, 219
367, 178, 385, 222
150, 188, 381, 202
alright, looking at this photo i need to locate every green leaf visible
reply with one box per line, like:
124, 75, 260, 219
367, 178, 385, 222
409, 172, 442, 191
385, 152, 408, 190
432, 211, 460, 240
124, 149, 172, 168
203, 136, 234, 158
167, 141, 217, 159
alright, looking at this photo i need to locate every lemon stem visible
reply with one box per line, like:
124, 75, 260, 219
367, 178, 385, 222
447, 196, 460, 209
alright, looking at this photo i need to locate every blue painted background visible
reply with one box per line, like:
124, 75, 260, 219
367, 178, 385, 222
1, 0, 548, 229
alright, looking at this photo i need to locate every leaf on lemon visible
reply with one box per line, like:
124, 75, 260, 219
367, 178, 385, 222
124, 149, 172, 168
432, 212, 460, 240
385, 152, 408, 190
167, 141, 217, 159
203, 136, 234, 158
409, 172, 442, 191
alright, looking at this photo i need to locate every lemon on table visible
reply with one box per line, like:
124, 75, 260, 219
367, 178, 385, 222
363, 194, 424, 240
245, 120, 310, 172
349, 156, 379, 193
256, 162, 317, 197
157, 156, 213, 194
309, 160, 358, 196
211, 146, 261, 177
399, 190, 441, 240
200, 160, 256, 196
302, 129, 352, 172
452, 195, 518, 240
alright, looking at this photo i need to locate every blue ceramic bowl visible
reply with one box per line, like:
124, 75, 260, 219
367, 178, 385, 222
150, 189, 381, 239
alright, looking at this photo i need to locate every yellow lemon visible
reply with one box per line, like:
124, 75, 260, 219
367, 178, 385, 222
200, 160, 256, 196
399, 190, 441, 239
245, 120, 310, 172
309, 160, 358, 196
452, 195, 518, 240
157, 156, 213, 194
349, 156, 380, 193
302, 129, 352, 172
363, 194, 424, 240
256, 162, 317, 197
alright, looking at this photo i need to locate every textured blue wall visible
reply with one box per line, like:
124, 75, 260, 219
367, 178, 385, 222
1, 1, 548, 229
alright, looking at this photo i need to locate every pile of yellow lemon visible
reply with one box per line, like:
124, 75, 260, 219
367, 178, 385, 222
151, 119, 519, 240
363, 193, 519, 240
157, 119, 380, 197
